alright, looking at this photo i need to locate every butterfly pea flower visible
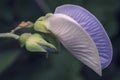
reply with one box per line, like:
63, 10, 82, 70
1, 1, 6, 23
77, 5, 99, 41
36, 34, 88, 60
55, 4, 113, 69
34, 14, 101, 76
33, 5, 112, 76
19, 33, 57, 53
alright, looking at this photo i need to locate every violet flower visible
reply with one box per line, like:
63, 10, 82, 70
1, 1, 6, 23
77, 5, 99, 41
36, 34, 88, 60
34, 4, 112, 76
45, 14, 102, 76
55, 4, 112, 69
55, 4, 113, 70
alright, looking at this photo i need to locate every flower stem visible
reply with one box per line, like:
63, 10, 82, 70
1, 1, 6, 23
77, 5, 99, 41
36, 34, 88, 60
0, 33, 19, 40
10, 26, 21, 33
10, 21, 33, 33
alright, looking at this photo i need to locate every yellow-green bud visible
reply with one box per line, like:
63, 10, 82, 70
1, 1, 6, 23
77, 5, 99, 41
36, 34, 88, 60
19, 33, 32, 47
34, 13, 53, 33
37, 13, 53, 21
45, 13, 53, 19
27, 23, 34, 28
37, 16, 46, 21
34, 21, 50, 33
20, 33, 57, 53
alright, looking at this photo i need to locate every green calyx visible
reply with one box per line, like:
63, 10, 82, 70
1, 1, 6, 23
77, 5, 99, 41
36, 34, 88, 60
27, 23, 34, 28
25, 33, 57, 52
19, 33, 57, 53
34, 13, 53, 33
18, 13, 57, 54
37, 13, 53, 21
25, 34, 47, 53
19, 33, 32, 47
34, 21, 49, 33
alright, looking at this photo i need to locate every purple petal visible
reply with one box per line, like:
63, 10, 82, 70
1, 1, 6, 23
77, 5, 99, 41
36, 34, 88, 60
55, 4, 112, 69
45, 14, 102, 76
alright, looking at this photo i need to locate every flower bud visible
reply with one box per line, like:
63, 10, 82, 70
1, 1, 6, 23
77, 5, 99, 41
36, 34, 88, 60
19, 33, 57, 53
37, 16, 45, 21
34, 13, 53, 33
19, 33, 31, 47
34, 21, 50, 33
37, 13, 53, 21
45, 13, 53, 19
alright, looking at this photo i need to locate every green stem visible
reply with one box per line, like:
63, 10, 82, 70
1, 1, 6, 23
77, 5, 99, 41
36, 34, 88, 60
10, 24, 34, 33
0, 33, 19, 40
10, 26, 21, 33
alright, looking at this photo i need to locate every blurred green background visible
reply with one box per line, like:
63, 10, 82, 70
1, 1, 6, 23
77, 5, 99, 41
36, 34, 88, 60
0, 0, 120, 80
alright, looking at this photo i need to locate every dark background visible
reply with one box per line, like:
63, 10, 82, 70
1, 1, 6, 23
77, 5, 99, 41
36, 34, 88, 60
0, 0, 120, 80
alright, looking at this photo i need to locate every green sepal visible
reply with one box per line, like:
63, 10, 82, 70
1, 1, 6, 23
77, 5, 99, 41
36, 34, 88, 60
19, 33, 57, 53
19, 33, 32, 47
34, 21, 50, 33
41, 33, 61, 53
27, 23, 34, 28
37, 16, 46, 21
34, 13, 53, 33
45, 13, 53, 19
37, 13, 53, 21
